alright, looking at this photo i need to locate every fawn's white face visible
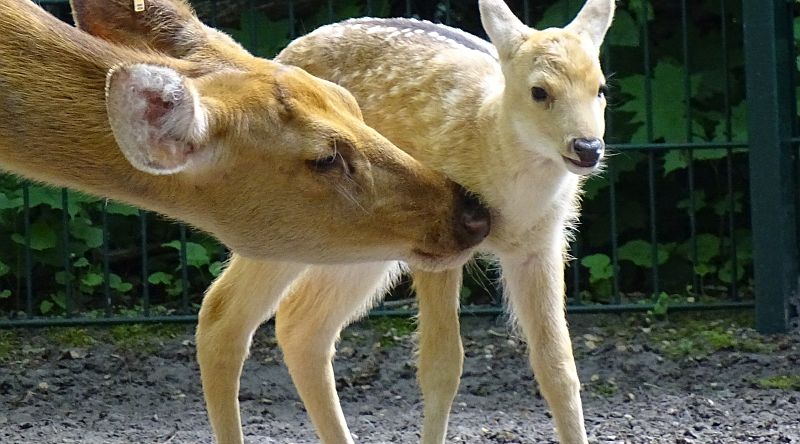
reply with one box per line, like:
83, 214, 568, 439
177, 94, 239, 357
480, 0, 614, 175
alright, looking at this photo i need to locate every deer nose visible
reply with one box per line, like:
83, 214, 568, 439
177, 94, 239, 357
454, 185, 491, 247
570, 137, 605, 166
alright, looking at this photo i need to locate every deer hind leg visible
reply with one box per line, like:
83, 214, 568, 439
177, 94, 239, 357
500, 245, 587, 444
275, 262, 401, 444
196, 255, 307, 444
412, 267, 464, 444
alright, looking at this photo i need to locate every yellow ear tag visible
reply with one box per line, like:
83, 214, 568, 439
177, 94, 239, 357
133, 0, 145, 12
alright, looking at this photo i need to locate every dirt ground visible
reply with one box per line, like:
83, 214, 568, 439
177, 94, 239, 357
0, 312, 798, 444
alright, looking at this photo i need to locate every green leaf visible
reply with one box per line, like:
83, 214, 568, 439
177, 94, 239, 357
148, 272, 174, 286
40, 300, 54, 314
535, 0, 580, 29
209, 261, 225, 277
0, 289, 10, 299
694, 234, 721, 263
109, 273, 133, 293
104, 202, 140, 216
73, 257, 90, 268
618, 62, 704, 143
11, 221, 58, 250
662, 150, 688, 176
162, 241, 210, 269
607, 10, 639, 47
651, 292, 670, 316
81, 272, 103, 287
580, 254, 614, 283
70, 219, 104, 249
0, 260, 8, 278
617, 240, 669, 268
0, 191, 22, 210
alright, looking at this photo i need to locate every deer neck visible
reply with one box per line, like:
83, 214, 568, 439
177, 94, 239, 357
0, 1, 205, 223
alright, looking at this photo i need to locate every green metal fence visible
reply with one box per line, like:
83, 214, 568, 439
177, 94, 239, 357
0, 0, 795, 332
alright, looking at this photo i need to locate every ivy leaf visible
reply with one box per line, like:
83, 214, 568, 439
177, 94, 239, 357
0, 289, 10, 299
162, 241, 210, 269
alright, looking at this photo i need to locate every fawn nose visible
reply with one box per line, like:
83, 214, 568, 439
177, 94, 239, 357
570, 137, 605, 167
454, 185, 491, 247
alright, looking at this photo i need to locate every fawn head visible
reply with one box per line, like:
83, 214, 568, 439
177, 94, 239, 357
71, 0, 490, 266
480, 0, 614, 175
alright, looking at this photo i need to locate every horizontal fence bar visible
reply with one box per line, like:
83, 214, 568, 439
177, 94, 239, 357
611, 142, 747, 151
0, 301, 755, 328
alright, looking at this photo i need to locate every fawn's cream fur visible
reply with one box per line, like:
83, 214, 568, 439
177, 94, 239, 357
0, 0, 488, 268
274, 1, 613, 443
75, 0, 612, 442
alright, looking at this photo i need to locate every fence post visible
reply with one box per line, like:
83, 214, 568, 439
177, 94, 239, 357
743, 0, 796, 333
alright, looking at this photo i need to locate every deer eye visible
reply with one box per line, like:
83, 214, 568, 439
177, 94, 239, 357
309, 153, 342, 172
598, 84, 610, 98
531, 86, 549, 102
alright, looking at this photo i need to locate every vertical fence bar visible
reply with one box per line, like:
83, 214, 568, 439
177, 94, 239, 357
642, 15, 659, 296
721, 0, 738, 301
102, 201, 112, 317
743, 0, 796, 333
139, 210, 150, 317
681, 0, 699, 295
23, 183, 33, 317
179, 225, 190, 313
61, 188, 72, 316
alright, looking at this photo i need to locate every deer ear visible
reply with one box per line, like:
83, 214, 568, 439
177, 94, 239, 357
105, 64, 212, 175
70, 0, 203, 56
479, 0, 532, 59
565, 0, 616, 48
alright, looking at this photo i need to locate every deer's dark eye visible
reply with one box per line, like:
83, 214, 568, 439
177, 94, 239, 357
531, 86, 549, 102
598, 84, 610, 98
308, 152, 344, 172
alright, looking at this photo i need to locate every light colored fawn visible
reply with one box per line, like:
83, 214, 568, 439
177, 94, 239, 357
72, 0, 613, 442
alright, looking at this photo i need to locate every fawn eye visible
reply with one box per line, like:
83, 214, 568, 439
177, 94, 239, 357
531, 86, 549, 102
598, 84, 609, 98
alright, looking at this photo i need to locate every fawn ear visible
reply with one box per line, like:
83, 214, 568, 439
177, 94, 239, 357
70, 0, 205, 56
479, 0, 532, 59
105, 64, 212, 175
565, 0, 616, 48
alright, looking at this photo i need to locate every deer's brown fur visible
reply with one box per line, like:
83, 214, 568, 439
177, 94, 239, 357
0, 0, 489, 267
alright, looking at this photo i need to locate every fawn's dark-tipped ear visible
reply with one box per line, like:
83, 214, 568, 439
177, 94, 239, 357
70, 0, 204, 56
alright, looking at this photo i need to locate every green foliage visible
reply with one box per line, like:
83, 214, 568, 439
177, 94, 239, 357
753, 375, 800, 391
0, 0, 758, 318
47, 327, 97, 347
